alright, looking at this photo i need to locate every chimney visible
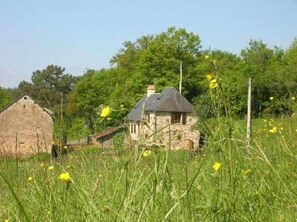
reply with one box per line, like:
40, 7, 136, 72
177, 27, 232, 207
147, 85, 155, 97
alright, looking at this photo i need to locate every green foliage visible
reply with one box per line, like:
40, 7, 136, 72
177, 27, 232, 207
62, 117, 90, 141
68, 69, 112, 133
284, 38, 297, 97
110, 26, 202, 102
239, 40, 291, 116
15, 65, 78, 112
8, 27, 297, 136
0, 87, 12, 110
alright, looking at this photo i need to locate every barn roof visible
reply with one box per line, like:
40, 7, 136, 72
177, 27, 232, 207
124, 87, 193, 122
0, 94, 54, 118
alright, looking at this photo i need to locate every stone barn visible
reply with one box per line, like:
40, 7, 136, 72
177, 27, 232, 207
0, 94, 53, 156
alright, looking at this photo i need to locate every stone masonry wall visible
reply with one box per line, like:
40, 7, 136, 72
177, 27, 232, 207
141, 111, 200, 150
0, 96, 53, 156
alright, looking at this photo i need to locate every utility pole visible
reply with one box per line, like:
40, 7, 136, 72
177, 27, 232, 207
60, 92, 63, 146
247, 78, 252, 145
179, 61, 182, 94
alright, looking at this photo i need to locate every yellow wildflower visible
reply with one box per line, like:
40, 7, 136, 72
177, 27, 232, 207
269, 96, 274, 100
213, 162, 222, 171
100, 106, 112, 118
292, 96, 296, 101
4, 219, 9, 222
268, 127, 277, 134
27, 176, 33, 182
209, 78, 218, 89
69, 154, 74, 159
242, 169, 252, 176
40, 162, 45, 168
58, 172, 71, 182
48, 165, 54, 170
205, 55, 209, 59
143, 150, 152, 157
206, 74, 214, 81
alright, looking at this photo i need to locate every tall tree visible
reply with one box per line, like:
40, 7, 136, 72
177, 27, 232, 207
284, 38, 297, 96
240, 40, 285, 116
15, 65, 77, 112
31, 65, 76, 109
69, 69, 112, 133
110, 27, 202, 104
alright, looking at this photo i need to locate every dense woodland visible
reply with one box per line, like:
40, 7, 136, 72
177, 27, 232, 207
1, 27, 297, 139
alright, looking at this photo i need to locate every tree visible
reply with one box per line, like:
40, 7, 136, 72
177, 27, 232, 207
240, 40, 289, 116
284, 38, 297, 96
31, 65, 77, 110
69, 69, 112, 133
193, 50, 243, 117
110, 27, 202, 104
0, 87, 12, 110
15, 65, 78, 113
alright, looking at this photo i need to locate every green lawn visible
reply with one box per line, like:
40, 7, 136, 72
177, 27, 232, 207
1, 116, 297, 221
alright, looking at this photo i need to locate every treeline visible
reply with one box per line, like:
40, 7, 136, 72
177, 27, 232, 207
1, 27, 297, 138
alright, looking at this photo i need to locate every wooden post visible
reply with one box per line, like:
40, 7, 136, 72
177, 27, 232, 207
179, 61, 182, 95
247, 78, 252, 145
60, 93, 63, 147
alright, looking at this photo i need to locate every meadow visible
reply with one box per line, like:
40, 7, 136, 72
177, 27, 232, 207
1, 116, 297, 221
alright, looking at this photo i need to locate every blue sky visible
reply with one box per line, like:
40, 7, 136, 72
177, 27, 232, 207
0, 0, 296, 88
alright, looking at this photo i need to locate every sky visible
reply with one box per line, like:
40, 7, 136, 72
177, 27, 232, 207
0, 0, 297, 88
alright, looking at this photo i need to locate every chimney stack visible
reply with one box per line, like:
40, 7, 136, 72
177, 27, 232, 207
147, 85, 155, 97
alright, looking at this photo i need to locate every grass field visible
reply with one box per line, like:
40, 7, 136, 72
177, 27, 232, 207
1, 116, 297, 221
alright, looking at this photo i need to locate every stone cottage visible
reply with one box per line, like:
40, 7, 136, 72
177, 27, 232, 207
0, 94, 53, 156
124, 85, 200, 150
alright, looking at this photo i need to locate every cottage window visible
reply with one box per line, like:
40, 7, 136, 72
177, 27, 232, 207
182, 113, 187, 125
171, 112, 181, 124
171, 112, 187, 124
130, 124, 137, 134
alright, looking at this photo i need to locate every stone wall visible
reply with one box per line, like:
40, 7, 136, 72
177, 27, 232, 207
0, 95, 53, 156
139, 111, 200, 150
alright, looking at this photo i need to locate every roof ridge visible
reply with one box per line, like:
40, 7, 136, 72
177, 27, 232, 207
0, 94, 54, 119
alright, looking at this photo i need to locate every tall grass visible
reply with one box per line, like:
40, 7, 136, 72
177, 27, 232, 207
1, 115, 297, 221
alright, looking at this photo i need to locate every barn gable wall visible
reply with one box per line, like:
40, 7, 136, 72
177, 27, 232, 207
0, 95, 53, 156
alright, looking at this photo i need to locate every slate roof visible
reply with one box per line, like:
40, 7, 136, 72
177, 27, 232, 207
124, 87, 193, 122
